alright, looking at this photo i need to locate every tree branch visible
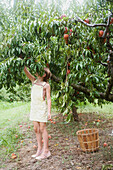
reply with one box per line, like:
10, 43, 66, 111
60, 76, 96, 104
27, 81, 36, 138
102, 14, 112, 38
75, 15, 107, 27
51, 73, 113, 102
71, 83, 113, 102
51, 73, 61, 83
98, 61, 108, 67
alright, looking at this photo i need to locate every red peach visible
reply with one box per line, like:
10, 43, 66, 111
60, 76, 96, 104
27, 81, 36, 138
87, 46, 90, 50
11, 153, 17, 159
99, 30, 104, 37
15, 135, 18, 138
110, 17, 113, 24
46, 63, 49, 67
84, 18, 90, 24
33, 145, 37, 149
64, 34, 69, 40
64, 27, 68, 34
48, 135, 51, 139
61, 14, 67, 19
103, 143, 107, 147
67, 69, 70, 75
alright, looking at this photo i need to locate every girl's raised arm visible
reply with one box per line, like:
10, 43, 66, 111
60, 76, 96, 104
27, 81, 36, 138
24, 66, 36, 83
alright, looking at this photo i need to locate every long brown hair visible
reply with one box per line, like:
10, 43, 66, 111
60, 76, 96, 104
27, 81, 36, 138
43, 68, 51, 82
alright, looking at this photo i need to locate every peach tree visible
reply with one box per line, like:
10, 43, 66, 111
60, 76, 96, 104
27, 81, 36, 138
0, 0, 113, 121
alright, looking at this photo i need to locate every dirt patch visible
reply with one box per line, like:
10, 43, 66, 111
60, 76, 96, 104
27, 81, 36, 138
1, 112, 113, 170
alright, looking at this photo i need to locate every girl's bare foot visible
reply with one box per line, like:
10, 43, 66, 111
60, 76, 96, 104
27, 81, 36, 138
35, 151, 51, 160
31, 149, 43, 158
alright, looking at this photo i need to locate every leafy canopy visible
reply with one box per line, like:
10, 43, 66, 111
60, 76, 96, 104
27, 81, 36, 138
0, 0, 113, 120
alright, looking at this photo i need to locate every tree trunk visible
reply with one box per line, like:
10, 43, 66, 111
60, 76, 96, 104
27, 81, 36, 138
72, 106, 79, 121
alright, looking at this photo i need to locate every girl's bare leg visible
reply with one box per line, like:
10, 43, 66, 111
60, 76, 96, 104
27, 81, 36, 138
35, 122, 51, 160
40, 122, 49, 153
32, 121, 43, 157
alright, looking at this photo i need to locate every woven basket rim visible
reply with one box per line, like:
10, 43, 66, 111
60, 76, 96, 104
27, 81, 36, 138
76, 128, 99, 135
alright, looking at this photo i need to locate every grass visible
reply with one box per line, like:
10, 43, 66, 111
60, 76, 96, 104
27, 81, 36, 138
78, 102, 113, 119
0, 101, 31, 129
0, 99, 56, 164
0, 101, 31, 164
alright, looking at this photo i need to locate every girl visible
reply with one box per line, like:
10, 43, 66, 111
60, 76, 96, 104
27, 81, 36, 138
24, 66, 51, 160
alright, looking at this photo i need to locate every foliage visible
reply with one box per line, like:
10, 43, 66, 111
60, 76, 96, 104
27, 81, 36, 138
0, 0, 113, 121
0, 84, 31, 102
102, 164, 113, 170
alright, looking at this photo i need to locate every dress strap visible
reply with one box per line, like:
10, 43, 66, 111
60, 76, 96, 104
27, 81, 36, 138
33, 80, 37, 84
42, 82, 46, 87
33, 80, 46, 87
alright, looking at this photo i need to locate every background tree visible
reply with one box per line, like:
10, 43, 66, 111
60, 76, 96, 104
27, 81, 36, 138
0, 0, 113, 121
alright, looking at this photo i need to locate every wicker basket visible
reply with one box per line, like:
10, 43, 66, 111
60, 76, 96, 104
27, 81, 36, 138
76, 128, 99, 152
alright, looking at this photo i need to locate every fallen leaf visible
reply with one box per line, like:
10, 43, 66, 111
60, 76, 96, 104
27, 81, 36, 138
76, 167, 82, 169
65, 138, 68, 140
54, 144, 59, 146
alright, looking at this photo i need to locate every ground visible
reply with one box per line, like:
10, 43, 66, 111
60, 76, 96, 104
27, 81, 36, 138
1, 112, 113, 170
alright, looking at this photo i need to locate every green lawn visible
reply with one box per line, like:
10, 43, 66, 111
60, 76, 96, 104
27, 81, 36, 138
78, 102, 113, 119
0, 101, 31, 129
1, 101, 112, 130
0, 101, 113, 130
0, 101, 31, 162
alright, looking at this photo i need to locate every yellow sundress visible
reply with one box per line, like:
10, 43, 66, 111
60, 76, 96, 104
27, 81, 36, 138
30, 80, 48, 122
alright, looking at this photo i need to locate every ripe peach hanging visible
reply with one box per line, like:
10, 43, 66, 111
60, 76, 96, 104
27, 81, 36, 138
99, 30, 104, 37
110, 17, 113, 24
64, 34, 69, 40
84, 18, 90, 24
64, 27, 68, 34
60, 14, 67, 19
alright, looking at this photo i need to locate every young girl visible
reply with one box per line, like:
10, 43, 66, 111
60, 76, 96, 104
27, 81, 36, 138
24, 66, 51, 160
